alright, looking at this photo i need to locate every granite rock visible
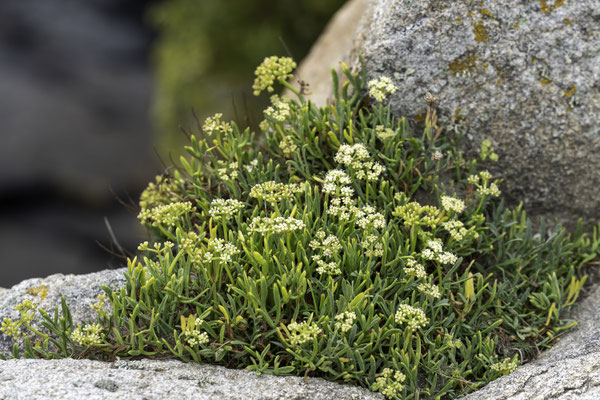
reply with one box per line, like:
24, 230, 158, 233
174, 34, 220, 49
301, 0, 600, 224
0, 268, 126, 357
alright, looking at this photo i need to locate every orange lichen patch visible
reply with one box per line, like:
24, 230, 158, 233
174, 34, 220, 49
540, 78, 553, 85
563, 18, 572, 25
449, 53, 478, 75
414, 114, 425, 123
453, 108, 465, 123
514, 23, 520, 30
538, 0, 565, 14
27, 285, 48, 300
480, 8, 493, 17
471, 20, 489, 42
456, 17, 463, 24
563, 84, 576, 98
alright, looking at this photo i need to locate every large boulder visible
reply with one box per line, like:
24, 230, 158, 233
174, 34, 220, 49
297, 0, 600, 225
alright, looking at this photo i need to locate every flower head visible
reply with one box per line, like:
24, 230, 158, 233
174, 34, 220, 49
368, 76, 398, 102
253, 56, 296, 96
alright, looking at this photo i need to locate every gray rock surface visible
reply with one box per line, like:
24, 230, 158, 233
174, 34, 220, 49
0, 358, 382, 400
301, 0, 600, 224
0, 268, 126, 357
462, 281, 600, 400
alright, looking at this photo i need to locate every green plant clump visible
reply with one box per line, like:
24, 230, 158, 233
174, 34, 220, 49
3, 58, 599, 399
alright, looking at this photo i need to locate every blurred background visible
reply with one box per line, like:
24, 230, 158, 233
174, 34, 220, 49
0, 0, 346, 288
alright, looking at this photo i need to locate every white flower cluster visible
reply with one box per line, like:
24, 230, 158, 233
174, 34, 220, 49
323, 170, 353, 198
395, 303, 429, 331
310, 231, 342, 276
217, 161, 239, 182
200, 238, 239, 265
181, 316, 210, 347
138, 201, 194, 227
404, 257, 427, 279
137, 241, 175, 252
252, 56, 296, 96
372, 368, 406, 399
248, 216, 306, 235
417, 282, 441, 299
334, 144, 384, 181
309, 231, 342, 257
70, 322, 104, 347
264, 95, 291, 122
327, 197, 359, 221
490, 358, 519, 376
244, 159, 259, 173
287, 320, 322, 346
209, 199, 244, 221
421, 240, 458, 265
368, 76, 398, 102
362, 234, 384, 257
356, 206, 386, 230
375, 125, 396, 141
468, 170, 501, 197
440, 195, 466, 214
203, 113, 232, 136
334, 311, 357, 333
250, 181, 303, 204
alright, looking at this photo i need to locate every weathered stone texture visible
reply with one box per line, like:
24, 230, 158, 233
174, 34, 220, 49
339, 0, 600, 223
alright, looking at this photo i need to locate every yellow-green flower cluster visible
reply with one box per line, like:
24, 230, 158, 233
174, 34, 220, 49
421, 240, 458, 265
250, 181, 303, 204
468, 171, 501, 197
362, 234, 384, 257
368, 76, 398, 102
334, 144, 384, 181
209, 199, 244, 221
393, 201, 441, 228
375, 125, 396, 140
334, 311, 356, 333
404, 257, 427, 279
372, 368, 406, 399
138, 201, 194, 227
90, 293, 107, 314
0, 318, 20, 337
70, 322, 104, 347
279, 135, 297, 155
202, 113, 232, 136
252, 56, 296, 96
248, 216, 306, 235
490, 357, 519, 376
395, 303, 429, 331
181, 316, 210, 347
264, 95, 291, 122
441, 195, 466, 214
139, 175, 179, 211
443, 334, 463, 349
480, 139, 499, 162
287, 320, 322, 346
